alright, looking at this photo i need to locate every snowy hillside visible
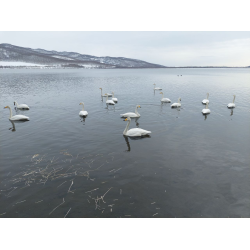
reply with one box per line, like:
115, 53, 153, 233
0, 43, 166, 69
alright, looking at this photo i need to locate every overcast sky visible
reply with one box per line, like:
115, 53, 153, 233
0, 31, 249, 66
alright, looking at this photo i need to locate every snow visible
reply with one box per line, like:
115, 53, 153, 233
0, 61, 46, 66
51, 55, 74, 60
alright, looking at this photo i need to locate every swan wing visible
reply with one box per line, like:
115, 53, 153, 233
79, 111, 88, 116
161, 98, 171, 103
10, 115, 29, 121
120, 112, 138, 117
202, 99, 209, 104
126, 128, 151, 137
227, 103, 235, 108
18, 104, 29, 109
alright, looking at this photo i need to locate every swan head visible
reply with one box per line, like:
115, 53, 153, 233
4, 106, 10, 109
79, 102, 84, 105
99, 88, 102, 90
153, 83, 156, 85
125, 117, 131, 121
136, 105, 141, 108
159, 92, 163, 94
233, 95, 236, 97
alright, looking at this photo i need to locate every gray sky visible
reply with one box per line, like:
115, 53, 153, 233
0, 31, 250, 66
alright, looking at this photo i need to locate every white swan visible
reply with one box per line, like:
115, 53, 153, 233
100, 88, 112, 97
111, 92, 118, 102
79, 102, 88, 116
159, 92, 171, 103
202, 93, 209, 104
105, 94, 115, 105
4, 106, 29, 121
202, 102, 210, 115
171, 98, 181, 108
227, 95, 236, 108
14, 101, 29, 110
123, 117, 151, 137
153, 83, 162, 90
120, 105, 141, 118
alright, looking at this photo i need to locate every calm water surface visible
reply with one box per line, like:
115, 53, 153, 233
0, 68, 249, 218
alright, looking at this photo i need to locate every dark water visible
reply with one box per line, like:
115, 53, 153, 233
0, 68, 249, 218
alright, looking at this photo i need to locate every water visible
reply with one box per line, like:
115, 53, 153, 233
0, 68, 249, 218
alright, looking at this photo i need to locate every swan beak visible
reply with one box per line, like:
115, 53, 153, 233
139, 106, 141, 108
125, 118, 128, 121
4, 106, 7, 109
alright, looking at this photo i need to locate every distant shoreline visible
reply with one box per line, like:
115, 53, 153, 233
0, 66, 249, 69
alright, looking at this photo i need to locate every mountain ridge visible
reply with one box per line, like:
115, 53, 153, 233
0, 43, 166, 69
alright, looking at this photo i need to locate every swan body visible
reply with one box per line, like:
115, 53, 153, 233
123, 117, 151, 137
227, 95, 236, 108
4, 106, 29, 121
159, 92, 171, 103
202, 93, 209, 104
153, 83, 162, 90
79, 102, 88, 116
105, 95, 115, 105
120, 105, 141, 118
14, 101, 29, 110
171, 98, 181, 108
100, 88, 112, 97
202, 102, 210, 114
111, 92, 118, 102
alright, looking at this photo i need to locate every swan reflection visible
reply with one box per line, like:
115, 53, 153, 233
8, 120, 29, 132
123, 135, 131, 152
230, 109, 234, 116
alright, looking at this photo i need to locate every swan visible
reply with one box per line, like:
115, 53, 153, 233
171, 98, 181, 108
14, 101, 29, 110
202, 102, 210, 115
123, 117, 151, 137
153, 83, 162, 90
120, 105, 141, 118
159, 92, 171, 103
202, 93, 209, 104
4, 106, 29, 121
79, 102, 88, 116
111, 92, 118, 103
100, 88, 112, 97
227, 95, 236, 108
105, 94, 115, 105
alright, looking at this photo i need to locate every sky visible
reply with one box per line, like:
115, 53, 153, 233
0, 31, 250, 67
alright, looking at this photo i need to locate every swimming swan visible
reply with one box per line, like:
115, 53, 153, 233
159, 92, 171, 103
105, 94, 115, 105
79, 102, 88, 116
202, 93, 209, 104
14, 101, 29, 110
202, 102, 210, 115
171, 98, 181, 108
4, 106, 29, 121
123, 117, 151, 137
111, 92, 118, 102
227, 95, 236, 108
120, 105, 141, 118
153, 83, 162, 90
100, 88, 112, 97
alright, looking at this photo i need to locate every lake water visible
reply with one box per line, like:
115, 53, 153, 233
0, 68, 249, 218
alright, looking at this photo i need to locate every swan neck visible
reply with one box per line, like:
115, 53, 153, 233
100, 89, 103, 95
123, 119, 131, 135
8, 107, 12, 118
178, 98, 180, 104
206, 103, 208, 109
135, 106, 140, 115
106, 95, 108, 101
207, 93, 209, 99
112, 93, 114, 98
161, 93, 164, 98
233, 96, 236, 103
15, 101, 18, 106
